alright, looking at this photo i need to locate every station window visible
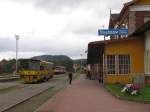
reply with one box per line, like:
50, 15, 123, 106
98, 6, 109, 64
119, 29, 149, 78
107, 55, 116, 74
119, 55, 130, 74
106, 55, 130, 75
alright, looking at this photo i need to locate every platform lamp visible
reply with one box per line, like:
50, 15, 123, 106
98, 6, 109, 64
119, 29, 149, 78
80, 54, 83, 68
15, 35, 19, 75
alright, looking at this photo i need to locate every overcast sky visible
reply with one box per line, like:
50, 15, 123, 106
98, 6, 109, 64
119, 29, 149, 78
0, 0, 131, 60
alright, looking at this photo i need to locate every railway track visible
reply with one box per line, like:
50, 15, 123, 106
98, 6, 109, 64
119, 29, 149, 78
0, 82, 54, 112
0, 75, 68, 112
2, 87, 54, 112
0, 75, 20, 82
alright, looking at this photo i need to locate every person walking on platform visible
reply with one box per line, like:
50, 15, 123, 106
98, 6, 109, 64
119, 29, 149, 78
87, 70, 91, 80
68, 72, 73, 84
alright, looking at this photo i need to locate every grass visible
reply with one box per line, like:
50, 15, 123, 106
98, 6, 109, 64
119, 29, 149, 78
105, 84, 150, 103
0, 86, 18, 95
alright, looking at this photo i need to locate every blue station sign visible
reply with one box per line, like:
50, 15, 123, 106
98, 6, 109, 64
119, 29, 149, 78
98, 29, 128, 36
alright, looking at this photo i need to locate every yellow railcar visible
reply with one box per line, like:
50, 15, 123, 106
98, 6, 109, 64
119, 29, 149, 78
18, 59, 54, 83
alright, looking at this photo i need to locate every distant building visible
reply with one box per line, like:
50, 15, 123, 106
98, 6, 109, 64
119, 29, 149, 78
73, 64, 80, 72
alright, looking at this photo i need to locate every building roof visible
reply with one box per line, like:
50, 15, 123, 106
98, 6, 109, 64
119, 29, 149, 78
89, 37, 138, 46
87, 37, 138, 64
132, 20, 150, 35
87, 42, 104, 64
19, 59, 54, 65
109, 13, 120, 28
19, 59, 41, 62
112, 14, 120, 21
118, 0, 138, 21
109, 0, 139, 28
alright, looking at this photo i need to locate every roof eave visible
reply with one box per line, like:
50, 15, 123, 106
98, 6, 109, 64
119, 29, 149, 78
117, 0, 138, 21
131, 20, 150, 36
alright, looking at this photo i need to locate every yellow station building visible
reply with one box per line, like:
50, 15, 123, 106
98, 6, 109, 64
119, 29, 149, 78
87, 0, 150, 84
105, 38, 145, 84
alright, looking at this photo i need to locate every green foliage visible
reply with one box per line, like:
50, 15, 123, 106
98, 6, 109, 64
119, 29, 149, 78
0, 59, 16, 74
105, 84, 150, 102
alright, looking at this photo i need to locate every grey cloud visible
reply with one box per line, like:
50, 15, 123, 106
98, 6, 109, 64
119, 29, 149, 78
63, 15, 109, 36
0, 35, 90, 59
6, 0, 83, 12
1, 0, 132, 59
33, 0, 132, 13
65, 21, 99, 36
0, 37, 15, 52
6, 0, 131, 13
33, 0, 81, 12
73, 25, 98, 35
32, 0, 110, 13
18, 33, 89, 57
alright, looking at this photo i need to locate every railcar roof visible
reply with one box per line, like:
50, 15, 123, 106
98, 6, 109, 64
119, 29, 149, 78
19, 59, 54, 65
19, 59, 41, 62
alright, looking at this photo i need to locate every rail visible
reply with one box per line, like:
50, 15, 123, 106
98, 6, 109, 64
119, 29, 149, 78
0, 75, 20, 82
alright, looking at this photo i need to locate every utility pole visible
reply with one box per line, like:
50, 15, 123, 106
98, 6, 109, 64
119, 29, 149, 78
15, 35, 19, 75
80, 54, 83, 68
102, 25, 106, 84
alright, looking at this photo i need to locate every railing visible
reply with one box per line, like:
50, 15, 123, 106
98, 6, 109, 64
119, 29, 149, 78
105, 74, 150, 85
0, 75, 20, 82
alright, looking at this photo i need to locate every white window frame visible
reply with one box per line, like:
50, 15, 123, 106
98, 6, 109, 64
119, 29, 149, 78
106, 55, 131, 75
106, 55, 116, 74
118, 55, 131, 74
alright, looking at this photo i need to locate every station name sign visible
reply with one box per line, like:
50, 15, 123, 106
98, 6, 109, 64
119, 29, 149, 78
98, 29, 128, 36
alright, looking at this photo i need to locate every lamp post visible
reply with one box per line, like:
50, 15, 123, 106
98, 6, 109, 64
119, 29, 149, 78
101, 25, 106, 84
15, 35, 19, 74
102, 25, 105, 41
80, 54, 83, 68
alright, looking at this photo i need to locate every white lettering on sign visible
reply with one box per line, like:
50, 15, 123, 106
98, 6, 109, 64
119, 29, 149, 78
98, 29, 128, 36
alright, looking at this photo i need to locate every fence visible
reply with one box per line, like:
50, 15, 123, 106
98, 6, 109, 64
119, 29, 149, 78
105, 74, 149, 85
145, 75, 150, 85
105, 75, 133, 84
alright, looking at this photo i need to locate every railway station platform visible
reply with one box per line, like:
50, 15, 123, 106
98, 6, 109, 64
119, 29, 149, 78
36, 74, 150, 112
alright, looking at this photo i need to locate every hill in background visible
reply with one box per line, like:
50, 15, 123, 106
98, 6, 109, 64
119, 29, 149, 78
32, 55, 74, 71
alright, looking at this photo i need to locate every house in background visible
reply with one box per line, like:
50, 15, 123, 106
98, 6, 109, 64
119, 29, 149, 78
87, 0, 150, 84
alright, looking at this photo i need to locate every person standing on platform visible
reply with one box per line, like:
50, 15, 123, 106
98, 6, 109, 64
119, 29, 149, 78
68, 72, 73, 84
